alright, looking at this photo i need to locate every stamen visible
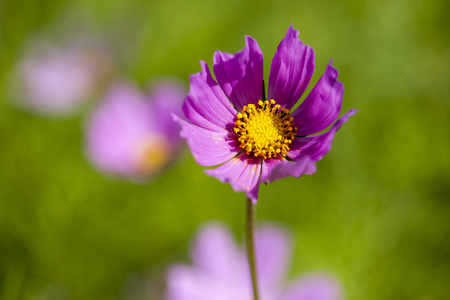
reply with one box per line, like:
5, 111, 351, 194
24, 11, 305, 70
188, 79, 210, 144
234, 100, 297, 160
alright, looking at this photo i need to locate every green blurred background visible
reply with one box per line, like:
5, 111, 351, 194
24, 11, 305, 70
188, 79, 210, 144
1, 0, 449, 299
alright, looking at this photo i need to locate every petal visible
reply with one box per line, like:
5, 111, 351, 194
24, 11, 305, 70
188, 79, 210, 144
191, 223, 245, 282
174, 115, 239, 167
291, 109, 358, 162
263, 109, 356, 183
213, 36, 264, 111
19, 44, 97, 115
262, 156, 316, 184
148, 79, 185, 135
292, 60, 344, 136
284, 135, 316, 159
255, 225, 292, 290
268, 24, 315, 110
167, 224, 252, 300
260, 156, 285, 182
183, 61, 237, 132
205, 153, 262, 203
147, 78, 186, 150
86, 82, 155, 178
166, 265, 212, 300
282, 274, 343, 300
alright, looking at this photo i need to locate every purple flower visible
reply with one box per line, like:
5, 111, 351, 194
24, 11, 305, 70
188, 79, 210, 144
176, 25, 357, 203
14, 40, 112, 116
167, 222, 343, 300
85, 79, 185, 181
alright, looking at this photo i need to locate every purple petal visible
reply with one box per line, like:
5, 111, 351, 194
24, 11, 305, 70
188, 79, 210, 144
263, 109, 356, 182
183, 61, 237, 132
285, 135, 316, 158
191, 223, 245, 282
166, 265, 211, 300
291, 109, 358, 162
292, 60, 344, 136
255, 225, 292, 293
167, 264, 247, 300
260, 157, 285, 182
282, 274, 343, 300
268, 24, 315, 110
174, 115, 239, 167
167, 224, 252, 300
205, 153, 262, 203
262, 156, 316, 184
147, 78, 185, 148
213, 36, 264, 110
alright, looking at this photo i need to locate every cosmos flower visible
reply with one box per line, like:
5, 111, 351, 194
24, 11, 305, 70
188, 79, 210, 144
85, 79, 185, 181
14, 38, 112, 116
167, 222, 342, 300
176, 25, 357, 203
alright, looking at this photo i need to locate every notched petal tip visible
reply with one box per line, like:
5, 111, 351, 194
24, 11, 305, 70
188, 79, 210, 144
244, 35, 260, 50
268, 24, 315, 110
325, 60, 339, 81
212, 35, 264, 110
286, 24, 300, 40
292, 60, 345, 136
183, 59, 237, 131
333, 109, 358, 127
290, 109, 357, 164
348, 108, 359, 116
188, 60, 207, 82
199, 60, 209, 70
198, 61, 214, 80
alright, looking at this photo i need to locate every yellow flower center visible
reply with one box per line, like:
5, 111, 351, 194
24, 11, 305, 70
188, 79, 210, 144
135, 135, 171, 176
234, 100, 297, 159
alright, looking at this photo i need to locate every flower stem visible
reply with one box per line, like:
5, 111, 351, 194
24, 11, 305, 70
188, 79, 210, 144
246, 198, 259, 300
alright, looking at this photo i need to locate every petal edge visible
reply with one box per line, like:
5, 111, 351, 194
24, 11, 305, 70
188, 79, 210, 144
213, 36, 264, 111
268, 24, 315, 110
292, 60, 344, 136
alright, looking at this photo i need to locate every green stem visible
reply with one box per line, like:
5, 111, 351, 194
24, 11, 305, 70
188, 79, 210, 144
246, 198, 259, 300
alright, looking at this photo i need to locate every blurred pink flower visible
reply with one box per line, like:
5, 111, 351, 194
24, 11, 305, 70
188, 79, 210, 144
167, 223, 343, 300
85, 79, 185, 181
15, 39, 112, 116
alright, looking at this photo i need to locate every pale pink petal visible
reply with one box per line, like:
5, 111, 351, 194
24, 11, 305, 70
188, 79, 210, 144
282, 274, 343, 300
175, 115, 239, 167
204, 153, 262, 203
183, 61, 237, 132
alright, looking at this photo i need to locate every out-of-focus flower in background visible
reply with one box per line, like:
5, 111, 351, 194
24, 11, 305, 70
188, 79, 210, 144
176, 25, 357, 203
85, 79, 185, 181
13, 37, 113, 116
167, 222, 342, 300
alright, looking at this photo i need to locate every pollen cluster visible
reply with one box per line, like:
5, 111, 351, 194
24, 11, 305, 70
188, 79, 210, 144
234, 100, 297, 159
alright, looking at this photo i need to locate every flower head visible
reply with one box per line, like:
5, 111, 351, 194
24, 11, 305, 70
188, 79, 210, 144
167, 222, 342, 300
176, 25, 357, 203
85, 79, 185, 181
14, 39, 112, 116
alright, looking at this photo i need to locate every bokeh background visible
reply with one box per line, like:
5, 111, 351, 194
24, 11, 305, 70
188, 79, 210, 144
1, 0, 449, 299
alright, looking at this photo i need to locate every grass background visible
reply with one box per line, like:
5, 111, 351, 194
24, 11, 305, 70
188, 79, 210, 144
1, 0, 449, 299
